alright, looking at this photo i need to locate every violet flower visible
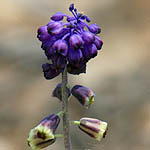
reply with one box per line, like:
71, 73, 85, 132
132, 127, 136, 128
52, 83, 71, 101
71, 85, 95, 108
37, 3, 103, 79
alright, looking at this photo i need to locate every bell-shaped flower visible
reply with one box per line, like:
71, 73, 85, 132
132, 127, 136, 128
71, 85, 95, 107
88, 24, 101, 34
51, 12, 64, 21
67, 62, 86, 75
42, 63, 61, 80
47, 21, 63, 35
82, 31, 95, 44
94, 35, 103, 50
69, 34, 84, 49
37, 26, 50, 41
68, 48, 83, 64
52, 39, 68, 56
82, 44, 98, 61
73, 118, 108, 141
52, 83, 71, 101
27, 114, 60, 149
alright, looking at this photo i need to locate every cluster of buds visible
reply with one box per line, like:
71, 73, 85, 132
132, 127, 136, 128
52, 83, 95, 108
37, 3, 103, 79
28, 114, 108, 149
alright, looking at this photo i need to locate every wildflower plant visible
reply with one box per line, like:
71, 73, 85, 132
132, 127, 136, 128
28, 4, 108, 150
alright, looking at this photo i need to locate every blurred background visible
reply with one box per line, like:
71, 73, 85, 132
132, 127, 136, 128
0, 0, 149, 150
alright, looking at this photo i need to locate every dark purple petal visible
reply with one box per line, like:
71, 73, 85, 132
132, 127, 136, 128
69, 3, 74, 11
82, 31, 95, 44
52, 83, 71, 101
45, 48, 55, 59
68, 48, 83, 64
71, 85, 95, 107
41, 35, 57, 51
37, 26, 50, 41
51, 54, 67, 70
52, 39, 68, 56
40, 114, 60, 133
47, 21, 63, 35
82, 44, 98, 61
42, 63, 61, 80
69, 34, 84, 49
94, 35, 103, 50
85, 16, 91, 22
88, 24, 101, 34
67, 17, 75, 22
51, 12, 64, 21
67, 62, 86, 75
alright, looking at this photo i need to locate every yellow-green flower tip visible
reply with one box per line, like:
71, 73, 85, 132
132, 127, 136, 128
27, 124, 55, 150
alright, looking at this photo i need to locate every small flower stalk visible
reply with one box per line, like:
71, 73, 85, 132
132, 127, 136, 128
28, 114, 60, 149
71, 85, 95, 108
73, 118, 108, 141
28, 3, 108, 150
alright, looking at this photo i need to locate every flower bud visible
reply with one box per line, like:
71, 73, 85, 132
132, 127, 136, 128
77, 118, 108, 141
51, 54, 67, 70
67, 62, 86, 75
52, 39, 68, 56
69, 3, 74, 11
37, 26, 50, 41
28, 114, 60, 149
47, 21, 63, 35
88, 24, 101, 34
82, 31, 95, 44
52, 83, 71, 101
71, 85, 95, 107
94, 35, 103, 50
68, 48, 83, 64
42, 63, 61, 80
51, 12, 64, 21
82, 44, 98, 61
85, 16, 91, 22
69, 34, 84, 49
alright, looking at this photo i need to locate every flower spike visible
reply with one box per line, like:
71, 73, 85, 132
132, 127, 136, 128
37, 4, 103, 79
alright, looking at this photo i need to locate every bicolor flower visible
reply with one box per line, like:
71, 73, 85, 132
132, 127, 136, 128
27, 114, 60, 149
52, 83, 71, 101
71, 85, 95, 107
37, 4, 103, 79
73, 118, 108, 141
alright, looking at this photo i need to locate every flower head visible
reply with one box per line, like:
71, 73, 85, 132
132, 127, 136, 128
71, 85, 95, 108
75, 118, 108, 141
37, 4, 103, 79
28, 114, 60, 149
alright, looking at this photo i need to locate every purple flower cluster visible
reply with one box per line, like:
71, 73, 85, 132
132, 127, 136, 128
37, 4, 103, 79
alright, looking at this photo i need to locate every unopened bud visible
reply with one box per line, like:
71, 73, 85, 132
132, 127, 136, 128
71, 85, 95, 108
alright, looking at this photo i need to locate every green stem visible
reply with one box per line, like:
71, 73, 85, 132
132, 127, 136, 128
62, 67, 72, 150
57, 111, 64, 117
71, 121, 80, 125
55, 134, 64, 138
